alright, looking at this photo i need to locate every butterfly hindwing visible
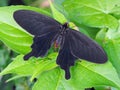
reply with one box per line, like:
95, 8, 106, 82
24, 26, 59, 60
69, 29, 107, 63
13, 10, 60, 35
56, 31, 77, 79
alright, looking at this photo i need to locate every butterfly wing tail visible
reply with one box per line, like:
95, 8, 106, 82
24, 52, 33, 60
57, 50, 77, 79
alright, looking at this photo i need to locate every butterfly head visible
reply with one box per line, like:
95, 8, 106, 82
62, 22, 69, 29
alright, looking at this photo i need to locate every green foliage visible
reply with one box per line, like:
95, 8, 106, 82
0, 53, 57, 77
63, 0, 119, 29
33, 61, 120, 90
49, 0, 67, 24
0, 0, 120, 90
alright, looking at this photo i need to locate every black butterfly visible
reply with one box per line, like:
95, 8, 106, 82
13, 10, 107, 80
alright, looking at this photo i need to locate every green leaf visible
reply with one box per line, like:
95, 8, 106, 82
103, 39, 120, 77
53, 0, 66, 17
96, 21, 120, 78
0, 6, 51, 28
0, 6, 51, 54
54, 0, 65, 7
49, 0, 67, 24
33, 67, 85, 90
30, 53, 58, 81
95, 28, 108, 45
52, 0, 99, 38
0, 55, 36, 76
110, 2, 120, 19
54, 0, 100, 38
6, 75, 26, 82
33, 61, 120, 90
78, 24, 100, 39
63, 0, 119, 29
0, 23, 32, 54
0, 53, 58, 78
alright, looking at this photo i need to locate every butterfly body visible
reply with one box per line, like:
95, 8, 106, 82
13, 10, 108, 80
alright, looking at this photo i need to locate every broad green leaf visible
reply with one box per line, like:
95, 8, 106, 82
6, 75, 26, 82
49, 0, 67, 24
54, 0, 67, 17
0, 6, 51, 29
78, 24, 99, 39
53, 0, 100, 38
0, 55, 36, 76
94, 86, 109, 90
0, 53, 58, 78
54, 0, 64, 4
33, 61, 120, 90
96, 21, 120, 77
103, 29, 120, 77
30, 53, 58, 81
96, 28, 108, 45
0, 6, 51, 54
33, 68, 85, 90
0, 23, 32, 54
110, 2, 120, 19
111, 6, 120, 19
54, 0, 100, 38
63, 0, 119, 29
103, 39, 120, 77
50, 0, 79, 30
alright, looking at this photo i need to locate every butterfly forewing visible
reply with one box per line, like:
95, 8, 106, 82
14, 10, 61, 60
13, 10, 60, 35
69, 29, 107, 63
